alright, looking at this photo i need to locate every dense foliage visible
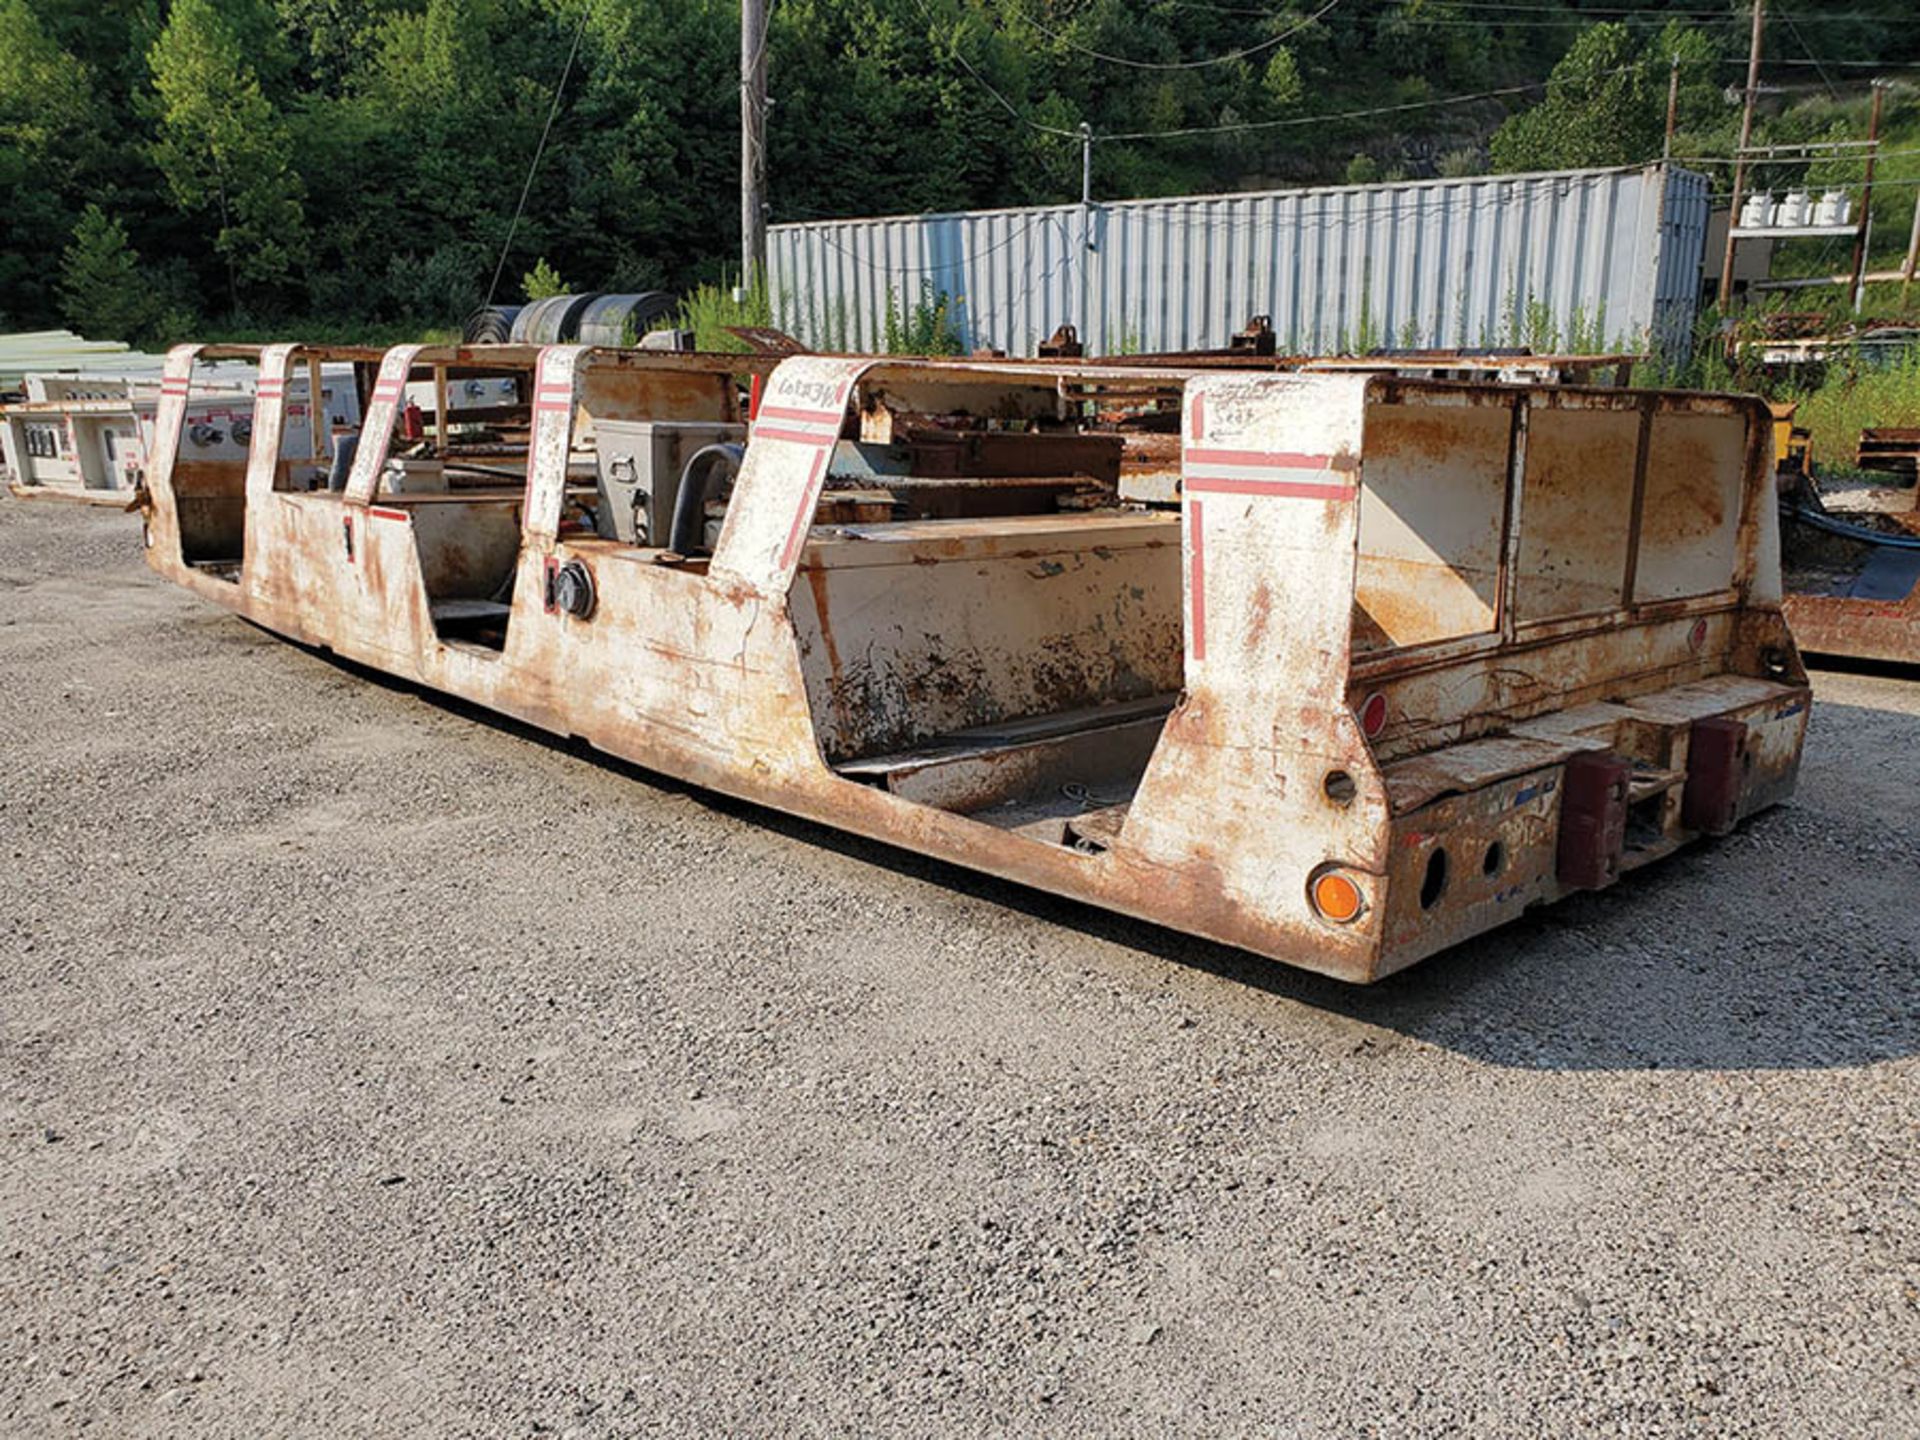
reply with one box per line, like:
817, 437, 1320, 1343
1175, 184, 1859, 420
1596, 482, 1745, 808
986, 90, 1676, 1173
1, 0, 1914, 341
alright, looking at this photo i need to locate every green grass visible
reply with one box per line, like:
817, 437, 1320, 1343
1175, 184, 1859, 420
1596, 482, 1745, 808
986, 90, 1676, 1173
882, 284, 965, 356
677, 273, 772, 354
1792, 348, 1920, 476
1636, 293, 1920, 477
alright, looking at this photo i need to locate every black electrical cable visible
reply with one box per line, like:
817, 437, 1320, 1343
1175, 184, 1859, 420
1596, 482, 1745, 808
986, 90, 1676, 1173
1784, 502, 1920, 550
483, 5, 592, 310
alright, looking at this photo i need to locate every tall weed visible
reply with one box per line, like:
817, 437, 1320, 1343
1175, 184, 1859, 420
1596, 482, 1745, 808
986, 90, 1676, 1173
677, 272, 772, 354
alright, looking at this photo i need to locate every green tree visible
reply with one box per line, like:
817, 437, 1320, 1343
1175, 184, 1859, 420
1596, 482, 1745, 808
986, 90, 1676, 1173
0, 0, 103, 325
148, 0, 308, 308
1262, 48, 1303, 113
1490, 21, 1664, 172
349, 0, 551, 320
522, 257, 567, 300
275, 0, 402, 86
58, 205, 163, 342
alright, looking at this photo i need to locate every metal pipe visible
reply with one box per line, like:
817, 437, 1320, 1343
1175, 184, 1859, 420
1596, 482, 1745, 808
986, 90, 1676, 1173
1664, 55, 1679, 161
1903, 190, 1920, 302
1079, 123, 1094, 351
1718, 0, 1765, 310
741, 0, 768, 286
1849, 82, 1885, 313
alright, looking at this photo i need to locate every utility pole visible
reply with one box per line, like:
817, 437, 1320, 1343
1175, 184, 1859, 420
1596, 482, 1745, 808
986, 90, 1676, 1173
1901, 189, 1920, 303
740, 0, 768, 288
1848, 80, 1885, 312
1078, 123, 1094, 345
1717, 0, 1764, 309
1663, 53, 1680, 161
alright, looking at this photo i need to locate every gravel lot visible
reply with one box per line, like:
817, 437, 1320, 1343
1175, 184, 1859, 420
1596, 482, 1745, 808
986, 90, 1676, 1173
2, 498, 1915, 1437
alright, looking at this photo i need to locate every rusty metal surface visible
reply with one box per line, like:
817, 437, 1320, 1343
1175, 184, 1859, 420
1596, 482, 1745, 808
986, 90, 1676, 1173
1782, 576, 1920, 665
1857, 428, 1920, 481
1781, 494, 1920, 663
138, 344, 1806, 983
722, 325, 809, 356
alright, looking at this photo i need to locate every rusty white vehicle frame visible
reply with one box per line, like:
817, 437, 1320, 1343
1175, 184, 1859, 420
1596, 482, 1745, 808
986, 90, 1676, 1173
139, 341, 1810, 983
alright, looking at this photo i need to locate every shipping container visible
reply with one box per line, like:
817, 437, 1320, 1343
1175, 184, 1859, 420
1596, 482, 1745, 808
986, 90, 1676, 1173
769, 163, 1709, 362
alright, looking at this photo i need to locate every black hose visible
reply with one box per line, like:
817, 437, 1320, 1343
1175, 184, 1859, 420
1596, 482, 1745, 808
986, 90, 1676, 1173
669, 443, 745, 555
1782, 502, 1920, 552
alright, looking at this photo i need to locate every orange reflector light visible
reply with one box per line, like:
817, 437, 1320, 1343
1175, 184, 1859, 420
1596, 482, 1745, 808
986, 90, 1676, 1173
1311, 870, 1364, 924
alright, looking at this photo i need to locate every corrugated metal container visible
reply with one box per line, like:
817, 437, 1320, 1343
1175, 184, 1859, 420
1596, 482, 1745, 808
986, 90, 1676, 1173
769, 163, 1709, 360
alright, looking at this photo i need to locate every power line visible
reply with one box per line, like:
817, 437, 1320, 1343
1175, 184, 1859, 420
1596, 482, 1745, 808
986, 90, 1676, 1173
1707, 172, 1920, 201
1169, 0, 1893, 17
1097, 63, 1639, 142
1457, 0, 1889, 14
913, 0, 1914, 159
483, 2, 591, 310
1448, 1, 1887, 15
910, 0, 1082, 138
1026, 0, 1344, 72
1419, 0, 1888, 12
1673, 145, 1920, 167
1777, 8, 1839, 98
1358, 14, 1731, 24
788, 213, 1076, 273
1717, 56, 1920, 68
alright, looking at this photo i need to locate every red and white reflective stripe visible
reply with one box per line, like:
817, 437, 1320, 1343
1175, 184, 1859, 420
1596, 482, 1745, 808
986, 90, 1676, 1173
370, 379, 406, 406
533, 384, 574, 416
753, 403, 842, 448
1188, 499, 1208, 661
1184, 448, 1355, 501
256, 378, 286, 397
160, 380, 191, 398
777, 449, 831, 568
368, 505, 409, 522
1189, 393, 1206, 442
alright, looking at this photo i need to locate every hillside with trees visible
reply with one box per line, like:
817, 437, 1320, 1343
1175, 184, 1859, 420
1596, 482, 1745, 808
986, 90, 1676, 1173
2, 0, 1915, 342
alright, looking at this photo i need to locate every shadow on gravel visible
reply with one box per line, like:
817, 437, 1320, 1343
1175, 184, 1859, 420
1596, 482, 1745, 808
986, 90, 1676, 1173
1802, 653, 1920, 684
300, 636, 1920, 1076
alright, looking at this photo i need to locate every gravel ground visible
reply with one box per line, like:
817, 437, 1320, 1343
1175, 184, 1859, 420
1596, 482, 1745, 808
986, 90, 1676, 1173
2, 498, 1915, 1437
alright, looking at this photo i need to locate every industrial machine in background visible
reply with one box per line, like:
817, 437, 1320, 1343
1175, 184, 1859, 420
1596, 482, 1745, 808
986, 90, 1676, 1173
1, 369, 362, 503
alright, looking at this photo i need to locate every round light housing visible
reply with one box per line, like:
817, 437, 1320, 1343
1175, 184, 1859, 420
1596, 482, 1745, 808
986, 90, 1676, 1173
1310, 869, 1365, 925
1358, 691, 1389, 739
